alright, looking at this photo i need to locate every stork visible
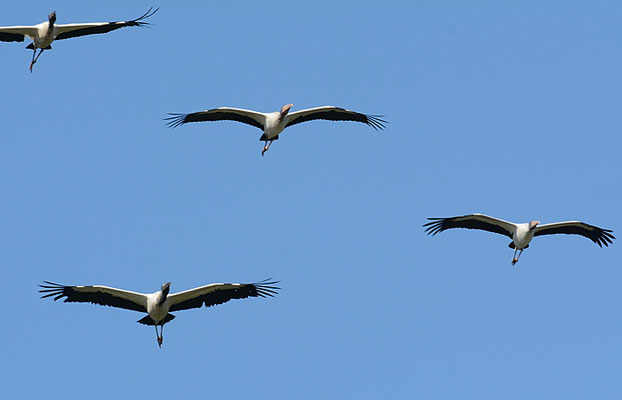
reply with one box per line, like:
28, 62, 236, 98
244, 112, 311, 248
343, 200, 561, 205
39, 279, 279, 347
165, 104, 386, 155
424, 213, 614, 264
0, 8, 158, 71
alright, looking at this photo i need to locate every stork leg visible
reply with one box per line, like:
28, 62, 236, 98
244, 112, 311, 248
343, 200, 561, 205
29, 48, 44, 72
516, 249, 524, 263
29, 48, 37, 72
261, 139, 273, 156
154, 324, 163, 348
29, 48, 43, 72
511, 248, 523, 265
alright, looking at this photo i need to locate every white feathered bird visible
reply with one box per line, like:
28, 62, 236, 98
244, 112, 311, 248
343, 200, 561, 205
40, 279, 279, 347
165, 104, 386, 155
424, 213, 614, 265
0, 8, 158, 71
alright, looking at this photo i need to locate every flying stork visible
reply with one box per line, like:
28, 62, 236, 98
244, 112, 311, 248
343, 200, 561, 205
424, 213, 614, 265
165, 104, 387, 156
39, 279, 279, 347
0, 8, 158, 72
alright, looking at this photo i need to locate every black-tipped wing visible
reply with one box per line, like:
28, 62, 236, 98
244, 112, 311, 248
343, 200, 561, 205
424, 213, 516, 239
534, 222, 615, 247
284, 106, 387, 130
168, 280, 280, 312
39, 281, 148, 312
165, 107, 267, 130
53, 7, 158, 41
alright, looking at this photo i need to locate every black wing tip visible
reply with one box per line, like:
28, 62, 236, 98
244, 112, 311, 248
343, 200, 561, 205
366, 115, 388, 130
253, 278, 281, 298
422, 217, 446, 235
39, 281, 65, 289
38, 281, 68, 300
594, 228, 615, 247
164, 113, 187, 128
138, 7, 160, 21
129, 7, 159, 27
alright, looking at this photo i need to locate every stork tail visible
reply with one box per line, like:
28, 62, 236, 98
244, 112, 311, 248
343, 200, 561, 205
137, 313, 176, 326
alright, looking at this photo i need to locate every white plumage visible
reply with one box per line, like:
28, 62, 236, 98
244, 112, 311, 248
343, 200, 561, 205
40, 279, 279, 347
165, 104, 386, 155
424, 213, 614, 265
0, 8, 158, 71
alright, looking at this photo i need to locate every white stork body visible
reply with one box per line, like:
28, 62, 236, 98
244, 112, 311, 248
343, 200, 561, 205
424, 213, 614, 265
0, 8, 158, 71
145, 287, 170, 328
511, 223, 535, 250
40, 279, 279, 347
12, 21, 54, 49
165, 104, 386, 156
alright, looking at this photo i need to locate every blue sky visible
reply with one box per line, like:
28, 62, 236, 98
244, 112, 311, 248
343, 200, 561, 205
1, 1, 621, 398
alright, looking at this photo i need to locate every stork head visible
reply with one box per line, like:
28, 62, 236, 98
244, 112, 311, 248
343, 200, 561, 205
48, 11, 56, 24
280, 104, 293, 116
161, 282, 171, 296
528, 220, 540, 230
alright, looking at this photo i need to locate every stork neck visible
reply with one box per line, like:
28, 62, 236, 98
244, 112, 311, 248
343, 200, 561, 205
157, 290, 169, 306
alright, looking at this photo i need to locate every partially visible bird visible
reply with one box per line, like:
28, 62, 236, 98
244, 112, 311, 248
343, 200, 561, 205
39, 279, 279, 347
165, 104, 387, 156
424, 213, 614, 265
0, 8, 158, 72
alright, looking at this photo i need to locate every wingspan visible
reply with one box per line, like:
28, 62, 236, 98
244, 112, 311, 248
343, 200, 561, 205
534, 221, 615, 247
168, 280, 280, 312
424, 213, 516, 239
165, 107, 267, 130
54, 7, 158, 41
39, 281, 148, 312
284, 106, 386, 130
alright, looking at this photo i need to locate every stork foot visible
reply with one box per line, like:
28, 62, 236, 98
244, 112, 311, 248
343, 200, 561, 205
29, 62, 35, 72
261, 146, 268, 156
511, 258, 518, 265
157, 336, 163, 348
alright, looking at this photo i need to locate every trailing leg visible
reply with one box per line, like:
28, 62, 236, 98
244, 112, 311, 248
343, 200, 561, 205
29, 49, 44, 72
262, 139, 273, 156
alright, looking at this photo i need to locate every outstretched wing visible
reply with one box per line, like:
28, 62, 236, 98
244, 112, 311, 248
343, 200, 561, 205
39, 281, 148, 312
165, 107, 267, 130
534, 221, 615, 247
424, 213, 516, 239
284, 106, 386, 130
54, 7, 158, 40
168, 279, 280, 312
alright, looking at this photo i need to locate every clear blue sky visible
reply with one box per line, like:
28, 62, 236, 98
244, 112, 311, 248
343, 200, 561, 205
2, 1, 621, 398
